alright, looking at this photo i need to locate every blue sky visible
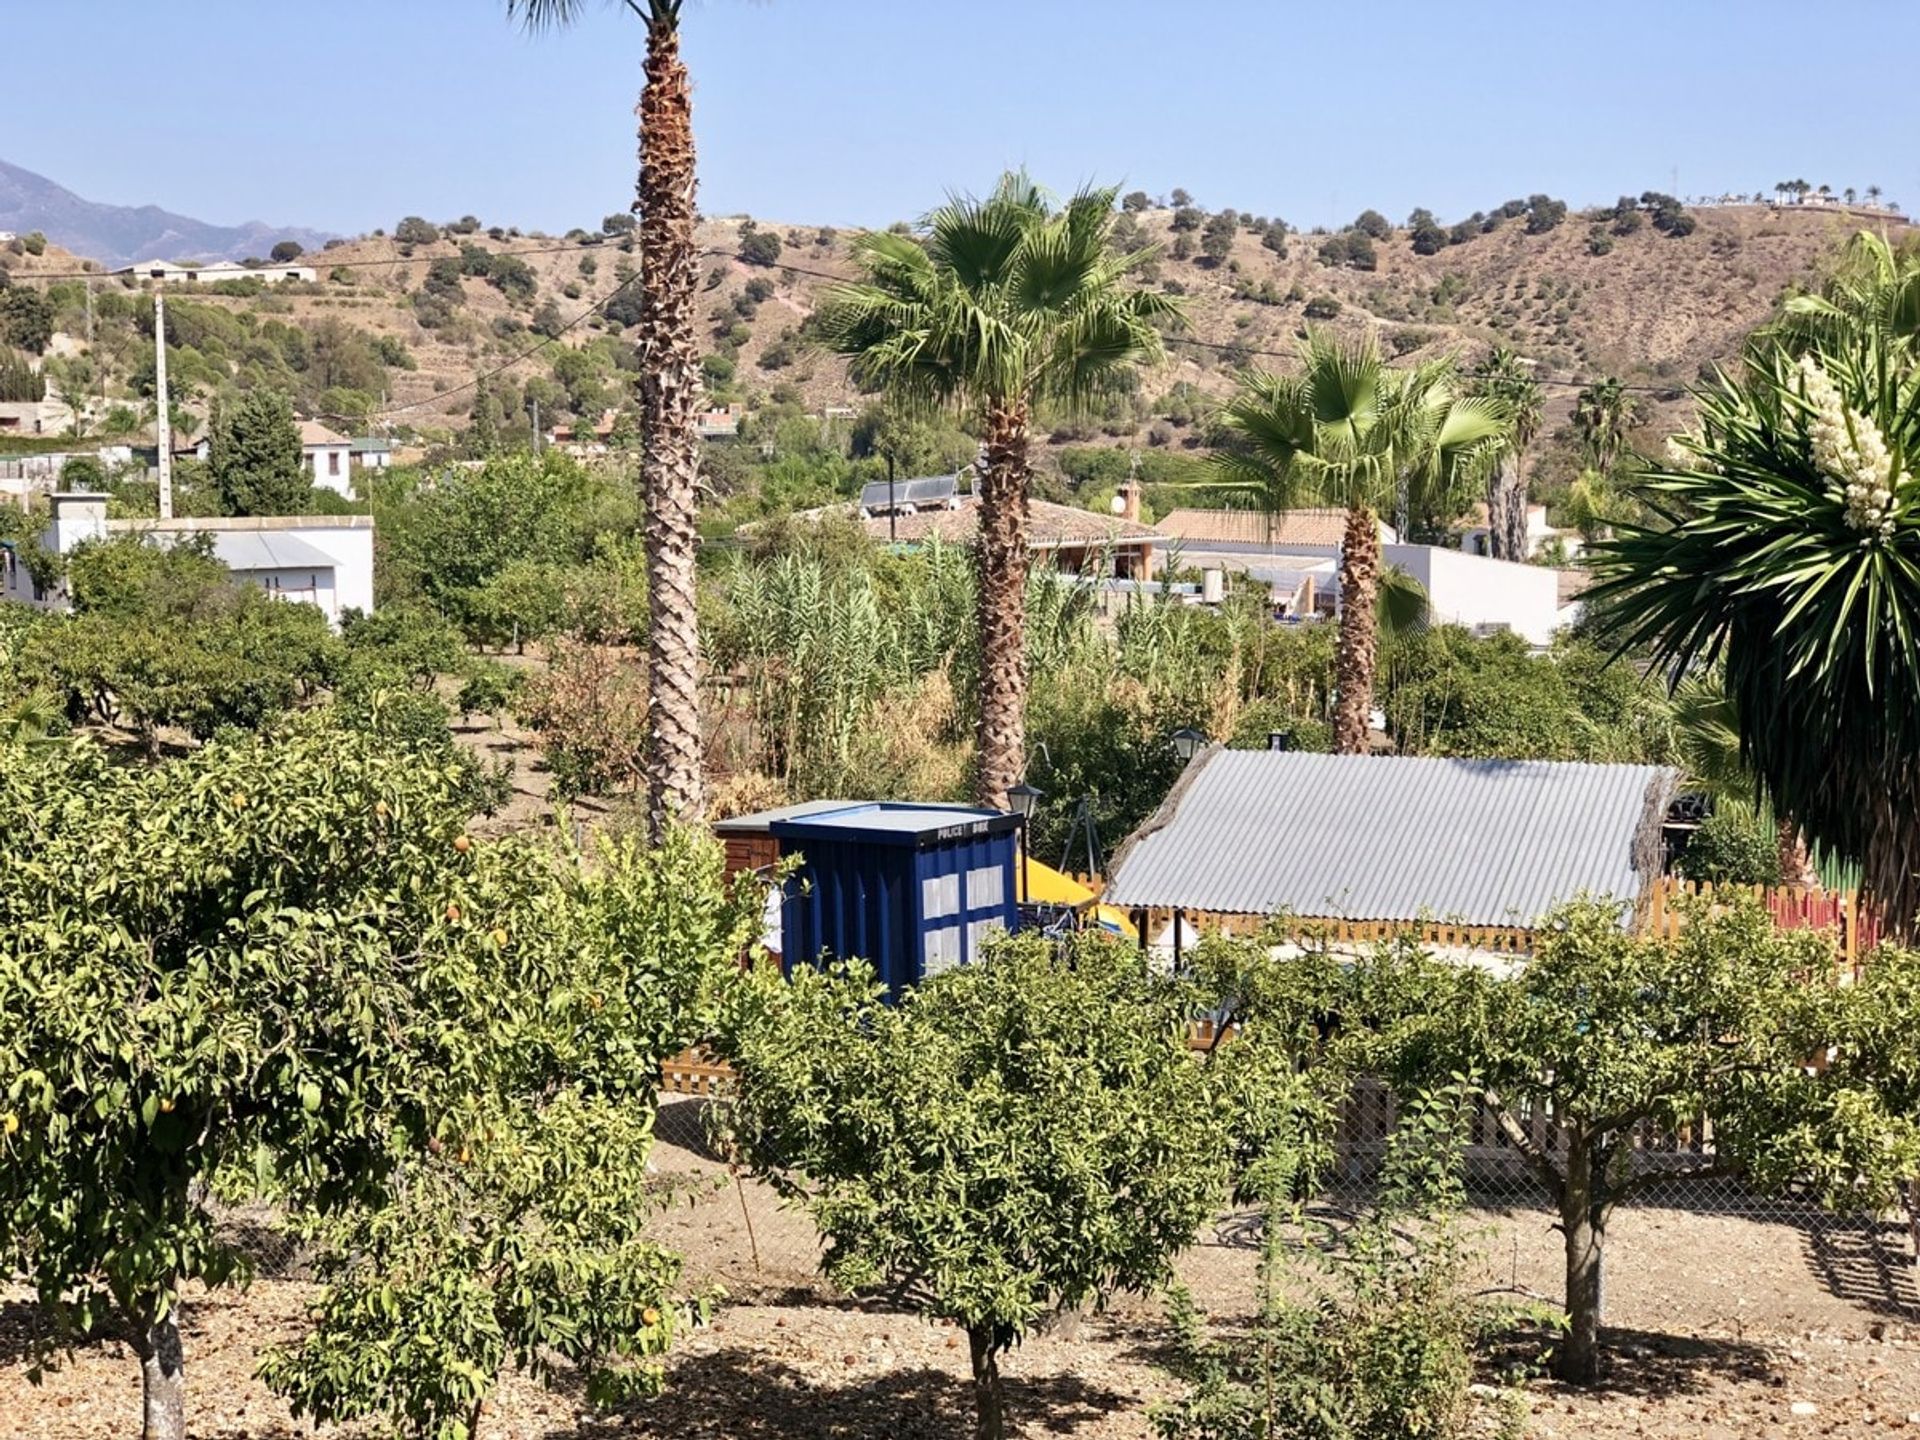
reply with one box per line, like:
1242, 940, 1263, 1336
5, 0, 1915, 236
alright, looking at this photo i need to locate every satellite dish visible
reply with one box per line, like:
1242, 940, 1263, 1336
1109, 494, 1127, 516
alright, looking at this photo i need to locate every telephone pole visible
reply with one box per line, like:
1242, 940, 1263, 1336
154, 290, 173, 519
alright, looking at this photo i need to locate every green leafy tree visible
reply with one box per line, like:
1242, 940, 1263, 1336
395, 216, 442, 246
0, 346, 45, 401
1353, 208, 1392, 240
723, 931, 1227, 1440
0, 727, 477, 1439
1363, 900, 1835, 1383
1212, 332, 1508, 751
270, 240, 305, 262
210, 387, 309, 515
819, 173, 1174, 806
738, 228, 783, 267
1590, 313, 1920, 929
258, 820, 763, 1438
0, 287, 55, 354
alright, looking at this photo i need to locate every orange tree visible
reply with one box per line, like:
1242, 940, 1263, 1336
0, 719, 762, 1440
720, 931, 1229, 1440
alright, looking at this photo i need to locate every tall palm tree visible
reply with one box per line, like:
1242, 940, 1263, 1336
1470, 345, 1544, 561
1571, 376, 1634, 475
1590, 323, 1920, 932
820, 175, 1174, 808
1670, 672, 1819, 887
1214, 332, 1508, 753
510, 0, 705, 830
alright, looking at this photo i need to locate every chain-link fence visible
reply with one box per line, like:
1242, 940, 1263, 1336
648, 1085, 1920, 1323
207, 1086, 1918, 1327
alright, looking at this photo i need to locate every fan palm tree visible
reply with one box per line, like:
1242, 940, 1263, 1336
819, 175, 1174, 807
1213, 332, 1509, 753
1571, 376, 1634, 475
509, 0, 705, 830
1770, 229, 1920, 356
1470, 345, 1544, 560
1590, 324, 1920, 931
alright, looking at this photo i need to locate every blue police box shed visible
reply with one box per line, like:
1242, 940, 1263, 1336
762, 802, 1024, 993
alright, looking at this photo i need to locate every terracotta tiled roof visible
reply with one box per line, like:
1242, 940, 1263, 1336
776, 497, 1162, 548
1156, 508, 1379, 548
297, 420, 347, 448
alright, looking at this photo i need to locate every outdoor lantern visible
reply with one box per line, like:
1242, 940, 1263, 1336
1006, 782, 1044, 821
1170, 727, 1206, 762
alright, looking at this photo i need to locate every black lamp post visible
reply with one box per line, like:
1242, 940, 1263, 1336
1170, 727, 1206, 763
1007, 782, 1043, 904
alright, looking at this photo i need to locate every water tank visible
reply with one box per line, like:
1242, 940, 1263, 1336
1201, 568, 1225, 604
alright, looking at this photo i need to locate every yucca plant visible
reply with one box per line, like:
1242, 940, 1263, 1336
1590, 324, 1920, 930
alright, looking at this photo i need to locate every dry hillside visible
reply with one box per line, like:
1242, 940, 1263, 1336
5, 201, 1908, 456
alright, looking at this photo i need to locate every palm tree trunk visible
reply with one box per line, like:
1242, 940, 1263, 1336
1332, 504, 1381, 755
636, 13, 706, 832
1776, 817, 1820, 889
1487, 452, 1528, 562
973, 401, 1031, 809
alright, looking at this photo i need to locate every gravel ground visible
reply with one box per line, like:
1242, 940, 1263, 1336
9, 1103, 1920, 1439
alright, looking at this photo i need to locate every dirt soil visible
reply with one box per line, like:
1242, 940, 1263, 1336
10, 1099, 1920, 1438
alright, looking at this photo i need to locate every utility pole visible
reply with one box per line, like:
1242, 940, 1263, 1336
529, 396, 541, 455
887, 451, 897, 544
154, 290, 173, 519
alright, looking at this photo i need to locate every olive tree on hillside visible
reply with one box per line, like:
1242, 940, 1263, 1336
722, 932, 1227, 1440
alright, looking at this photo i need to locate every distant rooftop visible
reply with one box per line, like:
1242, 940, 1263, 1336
1158, 508, 1399, 550
784, 494, 1162, 550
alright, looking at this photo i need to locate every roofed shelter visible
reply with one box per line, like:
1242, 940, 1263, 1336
1103, 748, 1679, 954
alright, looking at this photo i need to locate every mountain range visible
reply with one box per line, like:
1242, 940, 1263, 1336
0, 158, 332, 270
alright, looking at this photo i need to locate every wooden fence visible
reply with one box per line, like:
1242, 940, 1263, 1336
1645, 877, 1881, 970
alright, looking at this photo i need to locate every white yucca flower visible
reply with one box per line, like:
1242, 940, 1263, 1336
1798, 355, 1902, 534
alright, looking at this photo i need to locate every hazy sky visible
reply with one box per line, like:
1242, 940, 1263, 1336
5, 0, 1916, 236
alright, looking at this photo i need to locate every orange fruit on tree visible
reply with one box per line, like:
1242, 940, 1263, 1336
453, 834, 472, 853
491, 927, 509, 947
642, 1307, 661, 1327
446, 903, 462, 923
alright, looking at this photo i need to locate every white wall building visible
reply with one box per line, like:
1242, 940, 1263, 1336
2, 494, 373, 628
0, 398, 77, 436
350, 438, 394, 471
1462, 504, 1583, 562
123, 259, 318, 285
299, 421, 356, 496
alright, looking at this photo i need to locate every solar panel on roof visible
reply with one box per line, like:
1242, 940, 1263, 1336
859, 474, 959, 515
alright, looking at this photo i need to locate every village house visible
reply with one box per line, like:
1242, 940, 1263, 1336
0, 492, 374, 628
350, 437, 394, 472
0, 397, 76, 436
776, 473, 1164, 579
298, 420, 355, 496
1461, 503, 1584, 561
1155, 506, 1576, 645
122, 258, 318, 285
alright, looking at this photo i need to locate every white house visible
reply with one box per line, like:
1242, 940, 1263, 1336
299, 420, 355, 496
0, 398, 77, 436
1462, 504, 1583, 562
123, 258, 317, 285
350, 437, 394, 471
2, 494, 374, 628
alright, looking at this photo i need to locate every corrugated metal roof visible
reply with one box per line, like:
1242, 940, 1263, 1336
1103, 750, 1677, 926
210, 532, 335, 573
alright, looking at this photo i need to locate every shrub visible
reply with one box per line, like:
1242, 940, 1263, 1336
515, 639, 646, 798
1304, 295, 1342, 320
1586, 229, 1614, 256
1153, 1088, 1522, 1440
738, 230, 783, 267
394, 216, 441, 246
1351, 209, 1391, 239
723, 930, 1227, 1440
743, 275, 776, 303
270, 240, 304, 262
1345, 231, 1378, 270
22, 231, 48, 256
1674, 804, 1782, 885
